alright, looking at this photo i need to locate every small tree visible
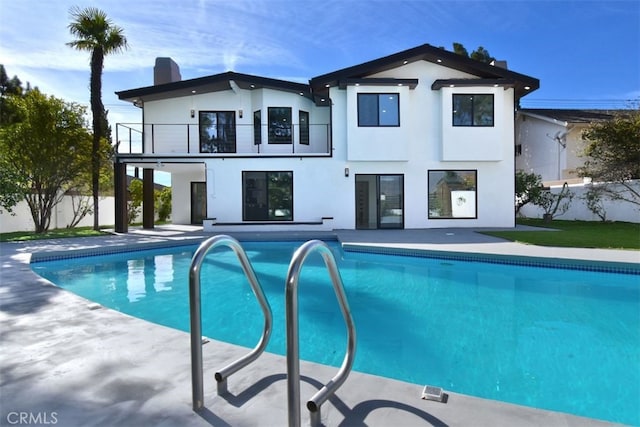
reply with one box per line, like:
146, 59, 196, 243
583, 185, 608, 222
127, 179, 143, 224
0, 90, 92, 232
515, 170, 544, 215
66, 189, 94, 228
156, 187, 172, 222
536, 182, 574, 223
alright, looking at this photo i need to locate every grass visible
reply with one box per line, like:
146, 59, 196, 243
0, 226, 108, 242
482, 219, 640, 250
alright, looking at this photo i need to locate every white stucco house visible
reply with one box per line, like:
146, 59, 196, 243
113, 44, 539, 232
515, 109, 618, 185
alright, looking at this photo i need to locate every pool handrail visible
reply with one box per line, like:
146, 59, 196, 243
285, 240, 357, 427
189, 235, 273, 410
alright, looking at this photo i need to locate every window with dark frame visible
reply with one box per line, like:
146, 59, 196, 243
427, 170, 477, 219
357, 93, 400, 127
253, 110, 261, 145
268, 107, 292, 144
452, 94, 494, 126
299, 110, 309, 145
199, 111, 236, 153
242, 171, 293, 221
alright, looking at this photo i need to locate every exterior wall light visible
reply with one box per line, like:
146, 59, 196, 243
190, 109, 195, 118
344, 167, 349, 177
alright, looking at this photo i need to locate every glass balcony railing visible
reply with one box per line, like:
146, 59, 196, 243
115, 123, 331, 156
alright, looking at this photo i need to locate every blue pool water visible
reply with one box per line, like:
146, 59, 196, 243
32, 241, 639, 425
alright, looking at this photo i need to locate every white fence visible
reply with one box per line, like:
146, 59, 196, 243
0, 196, 116, 233
520, 180, 640, 223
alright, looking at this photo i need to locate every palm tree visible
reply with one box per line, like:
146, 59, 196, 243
67, 6, 128, 230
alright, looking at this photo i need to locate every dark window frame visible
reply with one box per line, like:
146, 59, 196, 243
242, 170, 293, 221
299, 110, 309, 145
268, 107, 292, 144
427, 169, 478, 219
198, 110, 236, 153
452, 94, 494, 127
357, 93, 400, 127
253, 110, 261, 145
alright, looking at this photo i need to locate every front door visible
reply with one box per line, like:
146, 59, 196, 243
355, 174, 404, 229
190, 182, 206, 225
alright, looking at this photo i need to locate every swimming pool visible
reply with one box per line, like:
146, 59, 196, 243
31, 240, 640, 425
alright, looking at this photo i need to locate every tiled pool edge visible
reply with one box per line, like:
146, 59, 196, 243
29, 240, 205, 263
28, 234, 639, 275
341, 243, 640, 275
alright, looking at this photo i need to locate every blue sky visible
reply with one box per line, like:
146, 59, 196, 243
1, 0, 639, 129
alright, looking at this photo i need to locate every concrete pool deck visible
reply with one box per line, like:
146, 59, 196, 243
1, 225, 637, 426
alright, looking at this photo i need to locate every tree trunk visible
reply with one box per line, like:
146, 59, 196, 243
90, 48, 105, 231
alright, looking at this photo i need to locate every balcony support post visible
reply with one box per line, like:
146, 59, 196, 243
114, 161, 128, 233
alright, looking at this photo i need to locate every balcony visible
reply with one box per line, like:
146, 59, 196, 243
115, 123, 331, 158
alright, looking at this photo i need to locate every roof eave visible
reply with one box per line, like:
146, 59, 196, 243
116, 71, 313, 103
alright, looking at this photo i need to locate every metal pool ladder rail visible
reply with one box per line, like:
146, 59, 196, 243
189, 235, 273, 411
285, 240, 357, 427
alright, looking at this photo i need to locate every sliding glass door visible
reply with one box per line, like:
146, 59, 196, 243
355, 174, 404, 229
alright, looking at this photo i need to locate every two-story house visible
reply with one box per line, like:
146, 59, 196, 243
114, 43, 539, 233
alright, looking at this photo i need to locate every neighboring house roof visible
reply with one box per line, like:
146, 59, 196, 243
519, 109, 619, 125
310, 43, 539, 100
116, 43, 539, 106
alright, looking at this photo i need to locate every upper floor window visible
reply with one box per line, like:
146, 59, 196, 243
199, 111, 236, 153
253, 110, 261, 145
452, 94, 494, 126
299, 110, 309, 145
358, 93, 399, 127
268, 107, 292, 144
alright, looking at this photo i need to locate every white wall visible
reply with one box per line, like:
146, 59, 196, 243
519, 180, 640, 223
1, 196, 116, 233
440, 87, 507, 161
171, 168, 206, 224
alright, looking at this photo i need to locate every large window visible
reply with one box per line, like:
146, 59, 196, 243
243, 171, 293, 221
452, 94, 494, 126
299, 110, 309, 145
199, 111, 236, 153
358, 93, 399, 127
268, 107, 292, 144
428, 170, 477, 219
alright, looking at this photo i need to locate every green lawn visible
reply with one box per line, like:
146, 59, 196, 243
0, 226, 108, 242
482, 219, 640, 250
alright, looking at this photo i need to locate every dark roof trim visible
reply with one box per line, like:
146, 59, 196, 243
431, 78, 517, 90
338, 78, 419, 89
310, 43, 539, 99
116, 71, 311, 103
